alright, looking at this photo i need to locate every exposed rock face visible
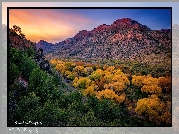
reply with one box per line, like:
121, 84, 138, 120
36, 18, 171, 63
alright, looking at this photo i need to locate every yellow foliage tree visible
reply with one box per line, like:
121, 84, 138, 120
104, 82, 125, 92
141, 75, 162, 95
85, 84, 98, 96
143, 75, 159, 85
104, 74, 130, 93
73, 65, 85, 76
96, 89, 118, 100
64, 70, 72, 77
112, 74, 130, 85
135, 95, 171, 125
141, 84, 162, 95
96, 89, 126, 103
132, 75, 146, 87
89, 69, 104, 81
55, 63, 67, 75
103, 65, 108, 70
103, 72, 114, 84
115, 93, 126, 103
73, 77, 91, 89
64, 61, 75, 71
114, 69, 124, 75
105, 66, 115, 73
49, 59, 58, 66
64, 70, 75, 80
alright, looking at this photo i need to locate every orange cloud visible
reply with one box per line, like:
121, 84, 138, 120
9, 9, 94, 43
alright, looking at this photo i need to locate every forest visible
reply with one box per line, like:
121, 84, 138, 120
8, 25, 171, 127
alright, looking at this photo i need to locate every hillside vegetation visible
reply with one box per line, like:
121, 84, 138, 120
8, 25, 171, 127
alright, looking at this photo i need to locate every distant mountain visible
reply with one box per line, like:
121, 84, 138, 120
36, 18, 171, 62
36, 40, 54, 53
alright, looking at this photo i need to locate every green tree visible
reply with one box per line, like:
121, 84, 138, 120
24, 99, 60, 126
28, 67, 60, 102
20, 55, 38, 79
9, 92, 41, 126
9, 47, 21, 64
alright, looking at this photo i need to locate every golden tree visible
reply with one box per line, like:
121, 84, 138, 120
84, 84, 99, 96
55, 63, 67, 75
89, 69, 104, 81
73, 77, 91, 89
96, 89, 126, 103
135, 94, 171, 125
73, 65, 85, 76
140, 75, 162, 95
132, 75, 146, 87
141, 84, 162, 95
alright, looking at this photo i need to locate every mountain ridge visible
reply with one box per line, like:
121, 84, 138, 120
36, 18, 171, 64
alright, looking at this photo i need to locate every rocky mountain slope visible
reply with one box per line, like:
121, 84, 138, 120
36, 18, 171, 63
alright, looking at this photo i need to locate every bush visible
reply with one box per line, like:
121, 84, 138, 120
58, 91, 83, 109
28, 67, 60, 102
9, 92, 41, 126
26, 46, 36, 57
20, 55, 38, 79
9, 47, 21, 64
24, 99, 60, 126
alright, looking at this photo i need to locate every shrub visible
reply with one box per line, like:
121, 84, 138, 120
24, 99, 60, 126
20, 55, 38, 79
28, 67, 60, 102
10, 92, 41, 126
9, 47, 21, 64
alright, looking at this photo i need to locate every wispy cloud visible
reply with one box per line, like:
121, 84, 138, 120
9, 9, 94, 43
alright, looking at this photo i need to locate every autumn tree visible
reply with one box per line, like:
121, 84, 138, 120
158, 76, 171, 93
141, 75, 162, 95
135, 94, 171, 126
73, 66, 85, 76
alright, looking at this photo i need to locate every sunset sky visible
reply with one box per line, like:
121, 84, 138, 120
2, 2, 177, 44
